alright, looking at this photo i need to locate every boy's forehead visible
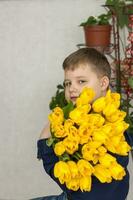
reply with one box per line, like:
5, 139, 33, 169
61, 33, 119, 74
64, 63, 95, 75
64, 62, 94, 72
64, 63, 98, 79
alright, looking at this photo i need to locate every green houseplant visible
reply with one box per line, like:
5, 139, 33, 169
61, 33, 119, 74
105, 0, 133, 28
80, 0, 133, 48
80, 13, 112, 47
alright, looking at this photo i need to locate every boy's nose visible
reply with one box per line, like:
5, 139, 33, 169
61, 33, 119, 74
69, 83, 77, 92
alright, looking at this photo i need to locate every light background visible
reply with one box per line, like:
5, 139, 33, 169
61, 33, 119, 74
0, 0, 132, 199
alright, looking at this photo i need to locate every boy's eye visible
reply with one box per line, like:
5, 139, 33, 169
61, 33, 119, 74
64, 81, 71, 87
78, 80, 87, 84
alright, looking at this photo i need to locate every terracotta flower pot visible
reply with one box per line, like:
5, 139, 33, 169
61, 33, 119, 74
84, 25, 111, 47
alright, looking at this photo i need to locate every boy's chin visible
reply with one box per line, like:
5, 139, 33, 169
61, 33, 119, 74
71, 101, 76, 105
70, 98, 77, 103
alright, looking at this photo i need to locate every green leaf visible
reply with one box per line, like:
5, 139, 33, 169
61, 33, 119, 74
59, 153, 70, 161
49, 84, 67, 110
80, 14, 110, 26
105, 0, 130, 28
57, 84, 64, 89
46, 137, 56, 147
63, 101, 74, 119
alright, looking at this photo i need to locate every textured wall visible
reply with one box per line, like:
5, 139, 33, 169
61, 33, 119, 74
0, 0, 132, 200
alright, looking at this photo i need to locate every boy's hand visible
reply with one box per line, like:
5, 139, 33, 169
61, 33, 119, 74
39, 122, 51, 139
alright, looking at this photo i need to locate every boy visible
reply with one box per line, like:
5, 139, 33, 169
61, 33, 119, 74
37, 48, 129, 200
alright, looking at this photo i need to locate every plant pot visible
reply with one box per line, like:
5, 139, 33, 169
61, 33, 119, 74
83, 25, 111, 47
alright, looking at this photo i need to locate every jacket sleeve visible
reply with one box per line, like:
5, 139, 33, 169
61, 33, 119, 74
37, 139, 68, 192
37, 139, 58, 174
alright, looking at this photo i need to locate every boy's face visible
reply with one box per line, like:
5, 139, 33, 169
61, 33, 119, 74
64, 64, 109, 104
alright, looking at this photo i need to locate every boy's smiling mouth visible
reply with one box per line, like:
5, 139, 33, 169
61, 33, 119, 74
70, 96, 78, 102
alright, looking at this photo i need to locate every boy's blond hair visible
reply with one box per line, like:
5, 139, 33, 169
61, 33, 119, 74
63, 48, 111, 80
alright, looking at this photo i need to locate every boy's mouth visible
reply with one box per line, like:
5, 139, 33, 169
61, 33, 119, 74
70, 96, 78, 102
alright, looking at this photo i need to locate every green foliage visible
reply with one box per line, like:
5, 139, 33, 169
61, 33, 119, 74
80, 13, 111, 26
49, 84, 67, 110
98, 14, 111, 25
105, 0, 133, 28
63, 102, 74, 119
59, 153, 70, 161
80, 0, 133, 28
46, 137, 57, 147
79, 0, 133, 27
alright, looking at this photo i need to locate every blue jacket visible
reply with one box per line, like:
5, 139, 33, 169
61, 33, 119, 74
37, 134, 130, 200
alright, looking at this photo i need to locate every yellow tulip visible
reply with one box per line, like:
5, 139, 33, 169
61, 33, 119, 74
110, 92, 121, 109
99, 153, 116, 167
115, 141, 131, 155
66, 178, 80, 191
78, 125, 92, 144
54, 161, 71, 184
88, 114, 105, 128
64, 119, 74, 134
76, 87, 95, 107
113, 121, 129, 135
82, 141, 101, 162
53, 124, 67, 138
92, 96, 106, 113
77, 159, 94, 177
84, 141, 102, 148
50, 122, 58, 133
101, 124, 112, 136
82, 147, 98, 162
78, 114, 92, 126
68, 126, 80, 143
103, 104, 117, 117
104, 140, 117, 154
54, 141, 65, 156
81, 104, 92, 113
110, 136, 122, 147
93, 164, 112, 183
92, 155, 99, 165
106, 110, 126, 123
63, 137, 79, 154
76, 98, 85, 107
109, 163, 126, 180
67, 161, 79, 179
69, 105, 91, 124
105, 135, 130, 155
92, 129, 108, 143
48, 107, 64, 124
79, 176, 92, 192
97, 146, 107, 156
105, 90, 120, 109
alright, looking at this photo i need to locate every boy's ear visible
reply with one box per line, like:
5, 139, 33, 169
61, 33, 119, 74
100, 76, 110, 91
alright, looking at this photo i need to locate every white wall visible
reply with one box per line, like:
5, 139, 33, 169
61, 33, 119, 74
0, 0, 132, 199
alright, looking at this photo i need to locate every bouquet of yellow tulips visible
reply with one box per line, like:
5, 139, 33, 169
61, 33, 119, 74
47, 88, 131, 192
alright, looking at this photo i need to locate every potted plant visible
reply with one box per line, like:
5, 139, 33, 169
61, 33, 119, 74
80, 13, 112, 48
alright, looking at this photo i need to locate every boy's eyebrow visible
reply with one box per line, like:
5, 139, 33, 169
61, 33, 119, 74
75, 76, 87, 79
64, 76, 87, 81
